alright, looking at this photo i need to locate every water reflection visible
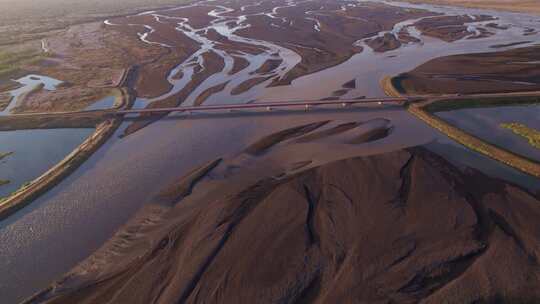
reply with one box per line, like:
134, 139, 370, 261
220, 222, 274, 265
0, 128, 94, 198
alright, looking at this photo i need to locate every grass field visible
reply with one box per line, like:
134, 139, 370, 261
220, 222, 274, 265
501, 122, 540, 149
0, 152, 13, 161
0, 49, 47, 78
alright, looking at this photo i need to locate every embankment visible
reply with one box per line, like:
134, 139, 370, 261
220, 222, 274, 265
24, 147, 540, 303
408, 102, 540, 177
0, 118, 122, 220
382, 74, 540, 177
380, 76, 403, 98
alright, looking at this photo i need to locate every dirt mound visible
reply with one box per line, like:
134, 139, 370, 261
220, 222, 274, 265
366, 33, 402, 53
24, 145, 540, 304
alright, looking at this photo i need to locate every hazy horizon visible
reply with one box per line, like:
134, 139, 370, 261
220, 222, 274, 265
0, 0, 188, 22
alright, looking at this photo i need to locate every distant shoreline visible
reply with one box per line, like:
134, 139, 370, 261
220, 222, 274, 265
397, 0, 540, 15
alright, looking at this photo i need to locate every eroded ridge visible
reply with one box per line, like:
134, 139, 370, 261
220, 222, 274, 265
24, 146, 540, 303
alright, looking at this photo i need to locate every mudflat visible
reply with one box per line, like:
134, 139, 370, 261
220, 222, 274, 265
25, 121, 540, 303
391, 45, 540, 95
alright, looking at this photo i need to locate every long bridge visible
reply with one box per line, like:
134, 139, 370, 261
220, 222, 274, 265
3, 97, 415, 123
115, 97, 413, 115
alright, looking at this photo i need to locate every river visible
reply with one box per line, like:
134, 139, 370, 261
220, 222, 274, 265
1, 0, 540, 302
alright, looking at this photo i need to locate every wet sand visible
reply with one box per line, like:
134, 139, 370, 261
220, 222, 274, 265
413, 14, 495, 42
194, 81, 230, 106
391, 45, 540, 95
103, 0, 435, 122
0, 107, 436, 303
25, 119, 540, 303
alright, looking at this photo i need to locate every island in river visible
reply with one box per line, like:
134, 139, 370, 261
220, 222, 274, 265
1, 0, 540, 303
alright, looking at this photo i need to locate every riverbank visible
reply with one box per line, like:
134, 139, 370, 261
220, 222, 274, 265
380, 76, 403, 98
0, 50, 135, 218
382, 72, 540, 177
389, 45, 540, 96
0, 118, 122, 220
408, 100, 540, 177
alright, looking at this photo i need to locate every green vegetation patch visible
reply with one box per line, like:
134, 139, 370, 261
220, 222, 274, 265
0, 180, 10, 187
501, 122, 540, 150
408, 105, 540, 177
0, 49, 48, 79
0, 94, 12, 111
0, 151, 13, 161
424, 96, 540, 113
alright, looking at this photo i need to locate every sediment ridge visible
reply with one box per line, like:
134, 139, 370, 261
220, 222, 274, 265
24, 147, 540, 303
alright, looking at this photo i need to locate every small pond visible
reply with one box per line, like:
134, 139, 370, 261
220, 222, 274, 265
436, 104, 540, 162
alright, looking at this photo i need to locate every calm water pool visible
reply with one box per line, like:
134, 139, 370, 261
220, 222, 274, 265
436, 104, 540, 162
0, 128, 94, 198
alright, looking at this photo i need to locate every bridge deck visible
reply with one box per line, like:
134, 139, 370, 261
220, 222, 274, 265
116, 97, 410, 115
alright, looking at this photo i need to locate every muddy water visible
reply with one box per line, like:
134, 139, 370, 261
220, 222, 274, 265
0, 106, 435, 303
123, 3, 301, 105
84, 95, 116, 110
2, 0, 540, 303
261, 1, 540, 100
115, 0, 540, 104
